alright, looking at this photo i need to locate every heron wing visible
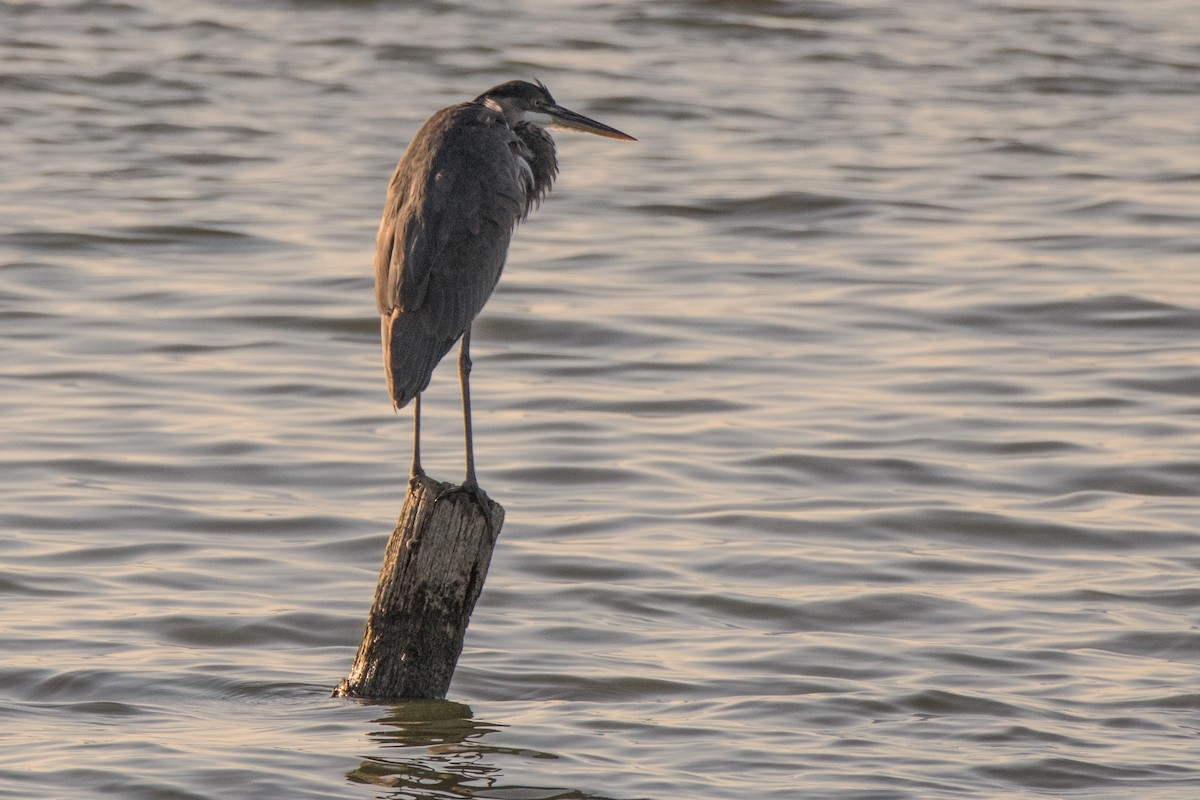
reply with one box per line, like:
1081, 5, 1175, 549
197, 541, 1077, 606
374, 102, 531, 405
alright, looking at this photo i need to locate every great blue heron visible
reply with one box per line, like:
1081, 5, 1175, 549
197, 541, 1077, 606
374, 80, 634, 493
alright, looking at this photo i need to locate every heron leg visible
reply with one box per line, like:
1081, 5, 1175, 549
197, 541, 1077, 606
432, 328, 494, 529
410, 394, 425, 479
459, 327, 478, 487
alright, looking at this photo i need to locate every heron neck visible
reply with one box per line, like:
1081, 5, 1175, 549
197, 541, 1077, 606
513, 123, 559, 215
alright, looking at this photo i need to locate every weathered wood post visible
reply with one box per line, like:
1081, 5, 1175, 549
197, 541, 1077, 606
334, 475, 504, 700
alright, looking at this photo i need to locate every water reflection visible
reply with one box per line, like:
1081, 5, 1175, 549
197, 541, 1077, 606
348, 700, 614, 800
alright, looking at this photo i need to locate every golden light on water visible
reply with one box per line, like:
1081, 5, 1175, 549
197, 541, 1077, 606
3, 2, 1199, 798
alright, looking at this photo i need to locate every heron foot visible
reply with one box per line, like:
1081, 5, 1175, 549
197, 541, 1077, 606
434, 480, 496, 537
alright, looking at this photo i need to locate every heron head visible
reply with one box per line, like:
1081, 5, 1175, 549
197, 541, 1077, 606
474, 80, 636, 141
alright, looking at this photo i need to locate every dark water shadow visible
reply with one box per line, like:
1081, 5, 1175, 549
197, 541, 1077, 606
346, 699, 623, 800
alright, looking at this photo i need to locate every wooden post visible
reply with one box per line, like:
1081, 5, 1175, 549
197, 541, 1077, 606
334, 475, 504, 700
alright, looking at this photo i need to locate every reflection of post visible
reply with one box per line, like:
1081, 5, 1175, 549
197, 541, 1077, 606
334, 475, 504, 699
344, 700, 507, 795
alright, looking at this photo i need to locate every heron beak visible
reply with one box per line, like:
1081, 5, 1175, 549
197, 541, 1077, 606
546, 104, 636, 141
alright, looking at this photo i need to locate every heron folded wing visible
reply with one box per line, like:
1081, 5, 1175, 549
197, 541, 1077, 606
374, 101, 538, 405
378, 103, 529, 322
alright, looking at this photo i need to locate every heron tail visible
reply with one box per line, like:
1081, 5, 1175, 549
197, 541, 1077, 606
381, 310, 459, 409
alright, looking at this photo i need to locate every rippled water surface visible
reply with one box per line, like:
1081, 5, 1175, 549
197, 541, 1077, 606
3, 1, 1199, 798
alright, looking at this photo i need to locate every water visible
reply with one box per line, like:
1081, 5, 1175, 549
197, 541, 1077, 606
2, 1, 1198, 797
